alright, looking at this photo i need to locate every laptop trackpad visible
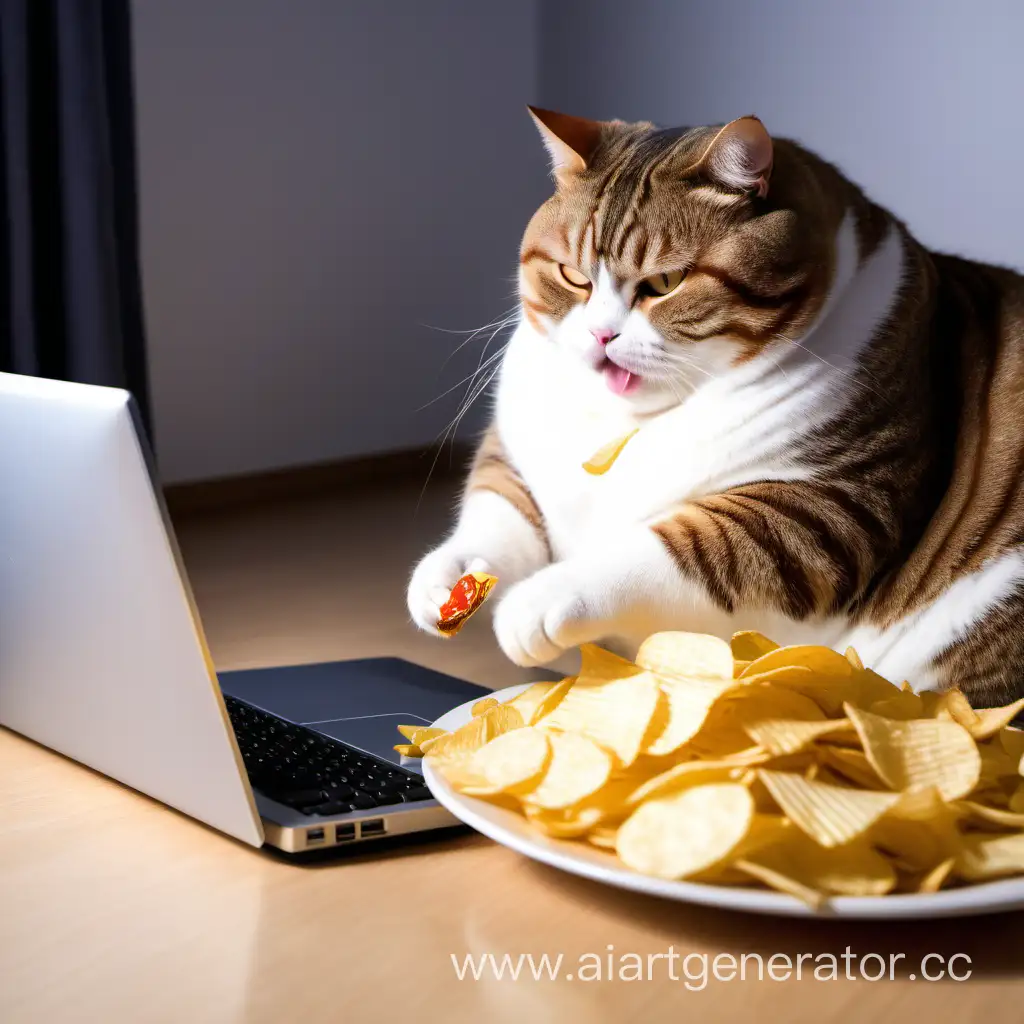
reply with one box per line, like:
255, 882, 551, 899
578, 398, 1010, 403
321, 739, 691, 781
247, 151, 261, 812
310, 714, 432, 770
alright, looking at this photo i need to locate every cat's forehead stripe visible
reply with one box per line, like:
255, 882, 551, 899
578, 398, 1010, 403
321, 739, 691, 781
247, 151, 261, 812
563, 126, 731, 275
597, 127, 697, 256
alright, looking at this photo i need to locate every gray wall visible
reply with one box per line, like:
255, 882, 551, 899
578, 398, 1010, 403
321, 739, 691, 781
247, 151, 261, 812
541, 0, 1024, 269
137, 0, 1023, 483
134, 1, 544, 483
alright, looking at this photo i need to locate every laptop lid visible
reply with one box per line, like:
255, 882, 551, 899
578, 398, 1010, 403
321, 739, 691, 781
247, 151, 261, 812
0, 372, 263, 846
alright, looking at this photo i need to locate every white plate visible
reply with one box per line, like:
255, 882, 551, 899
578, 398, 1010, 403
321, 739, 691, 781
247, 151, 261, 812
424, 684, 1024, 920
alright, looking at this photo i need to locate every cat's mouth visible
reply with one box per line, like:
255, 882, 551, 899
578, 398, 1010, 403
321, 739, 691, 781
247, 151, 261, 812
599, 356, 642, 396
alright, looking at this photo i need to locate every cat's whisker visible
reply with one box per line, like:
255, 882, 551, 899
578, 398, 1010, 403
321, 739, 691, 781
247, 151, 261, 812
442, 363, 502, 470
419, 351, 505, 501
424, 307, 519, 374
435, 351, 505, 448
658, 350, 715, 383
414, 348, 506, 412
420, 308, 519, 336
472, 314, 518, 384
414, 312, 512, 511
785, 339, 887, 403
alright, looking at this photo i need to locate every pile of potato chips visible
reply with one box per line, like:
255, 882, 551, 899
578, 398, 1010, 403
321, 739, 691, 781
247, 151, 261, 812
400, 632, 1024, 907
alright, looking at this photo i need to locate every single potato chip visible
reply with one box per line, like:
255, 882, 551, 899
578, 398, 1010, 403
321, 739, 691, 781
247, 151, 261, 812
524, 732, 613, 810
740, 665, 860, 717
870, 818, 958, 875
437, 755, 498, 792
417, 735, 443, 755
730, 683, 826, 724
967, 697, 1024, 740
691, 684, 824, 756
731, 631, 780, 663
743, 647, 897, 715
539, 671, 662, 768
956, 832, 1024, 881
922, 689, 980, 731
636, 632, 734, 681
818, 746, 885, 790
957, 801, 1024, 830
616, 783, 755, 880
734, 858, 826, 909
524, 803, 607, 838
588, 826, 619, 849
869, 788, 963, 873
471, 727, 551, 795
845, 647, 865, 671
740, 644, 856, 682
397, 725, 446, 746
998, 726, 1024, 762
757, 769, 900, 847
745, 717, 853, 757
582, 429, 638, 475
471, 697, 500, 717
1010, 781, 1024, 814
525, 677, 577, 725
509, 675, 577, 724
527, 773, 644, 837
977, 740, 1021, 786
425, 703, 524, 761
917, 857, 957, 894
437, 571, 497, 636
644, 675, 738, 756
627, 756, 765, 806
578, 643, 644, 684
392, 743, 422, 758
869, 690, 925, 721
739, 834, 896, 903
679, 684, 823, 757
845, 703, 981, 801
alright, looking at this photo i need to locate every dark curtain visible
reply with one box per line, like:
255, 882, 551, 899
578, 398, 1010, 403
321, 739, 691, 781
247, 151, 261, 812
0, 0, 151, 438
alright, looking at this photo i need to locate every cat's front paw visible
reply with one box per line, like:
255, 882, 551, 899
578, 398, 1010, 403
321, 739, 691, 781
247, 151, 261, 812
407, 547, 492, 635
493, 563, 604, 667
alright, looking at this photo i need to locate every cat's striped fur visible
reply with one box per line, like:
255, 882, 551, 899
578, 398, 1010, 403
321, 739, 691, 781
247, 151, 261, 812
410, 109, 1024, 704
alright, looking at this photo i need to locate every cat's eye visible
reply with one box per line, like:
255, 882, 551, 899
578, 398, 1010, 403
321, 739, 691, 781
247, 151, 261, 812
558, 264, 591, 289
639, 269, 686, 298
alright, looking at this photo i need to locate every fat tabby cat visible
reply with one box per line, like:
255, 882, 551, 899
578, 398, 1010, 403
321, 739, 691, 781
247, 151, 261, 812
407, 108, 1024, 704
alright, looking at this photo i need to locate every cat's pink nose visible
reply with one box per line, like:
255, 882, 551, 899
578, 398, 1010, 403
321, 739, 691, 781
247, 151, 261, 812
591, 328, 618, 346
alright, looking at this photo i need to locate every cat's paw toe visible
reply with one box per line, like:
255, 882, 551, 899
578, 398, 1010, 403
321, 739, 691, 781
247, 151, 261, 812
493, 567, 593, 667
407, 548, 485, 633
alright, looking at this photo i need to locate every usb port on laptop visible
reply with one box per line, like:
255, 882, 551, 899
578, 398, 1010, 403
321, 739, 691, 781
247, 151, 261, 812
306, 827, 325, 844
360, 819, 386, 838
335, 823, 357, 842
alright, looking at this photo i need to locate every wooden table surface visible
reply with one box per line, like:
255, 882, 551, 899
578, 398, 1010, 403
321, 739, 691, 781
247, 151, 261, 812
2, 480, 1022, 1023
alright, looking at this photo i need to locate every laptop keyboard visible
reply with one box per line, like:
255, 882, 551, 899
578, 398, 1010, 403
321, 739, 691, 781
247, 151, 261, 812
224, 695, 432, 815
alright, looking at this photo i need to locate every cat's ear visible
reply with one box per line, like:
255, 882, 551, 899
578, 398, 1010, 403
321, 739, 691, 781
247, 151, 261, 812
697, 116, 773, 198
527, 106, 603, 182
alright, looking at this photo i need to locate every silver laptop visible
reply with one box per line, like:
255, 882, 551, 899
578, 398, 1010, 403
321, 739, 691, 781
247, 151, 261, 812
0, 371, 488, 854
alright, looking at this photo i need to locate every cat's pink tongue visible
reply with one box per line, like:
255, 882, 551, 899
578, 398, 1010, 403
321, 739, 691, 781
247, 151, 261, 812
603, 362, 640, 395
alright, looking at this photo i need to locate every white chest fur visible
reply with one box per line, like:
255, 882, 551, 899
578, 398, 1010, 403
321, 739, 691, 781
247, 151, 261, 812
497, 214, 905, 559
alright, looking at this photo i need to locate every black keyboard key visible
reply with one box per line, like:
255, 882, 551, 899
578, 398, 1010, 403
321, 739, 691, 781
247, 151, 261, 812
372, 792, 402, 806
310, 800, 352, 816
280, 770, 315, 788
325, 783, 355, 800
348, 793, 378, 810
270, 787, 326, 808
402, 786, 433, 803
